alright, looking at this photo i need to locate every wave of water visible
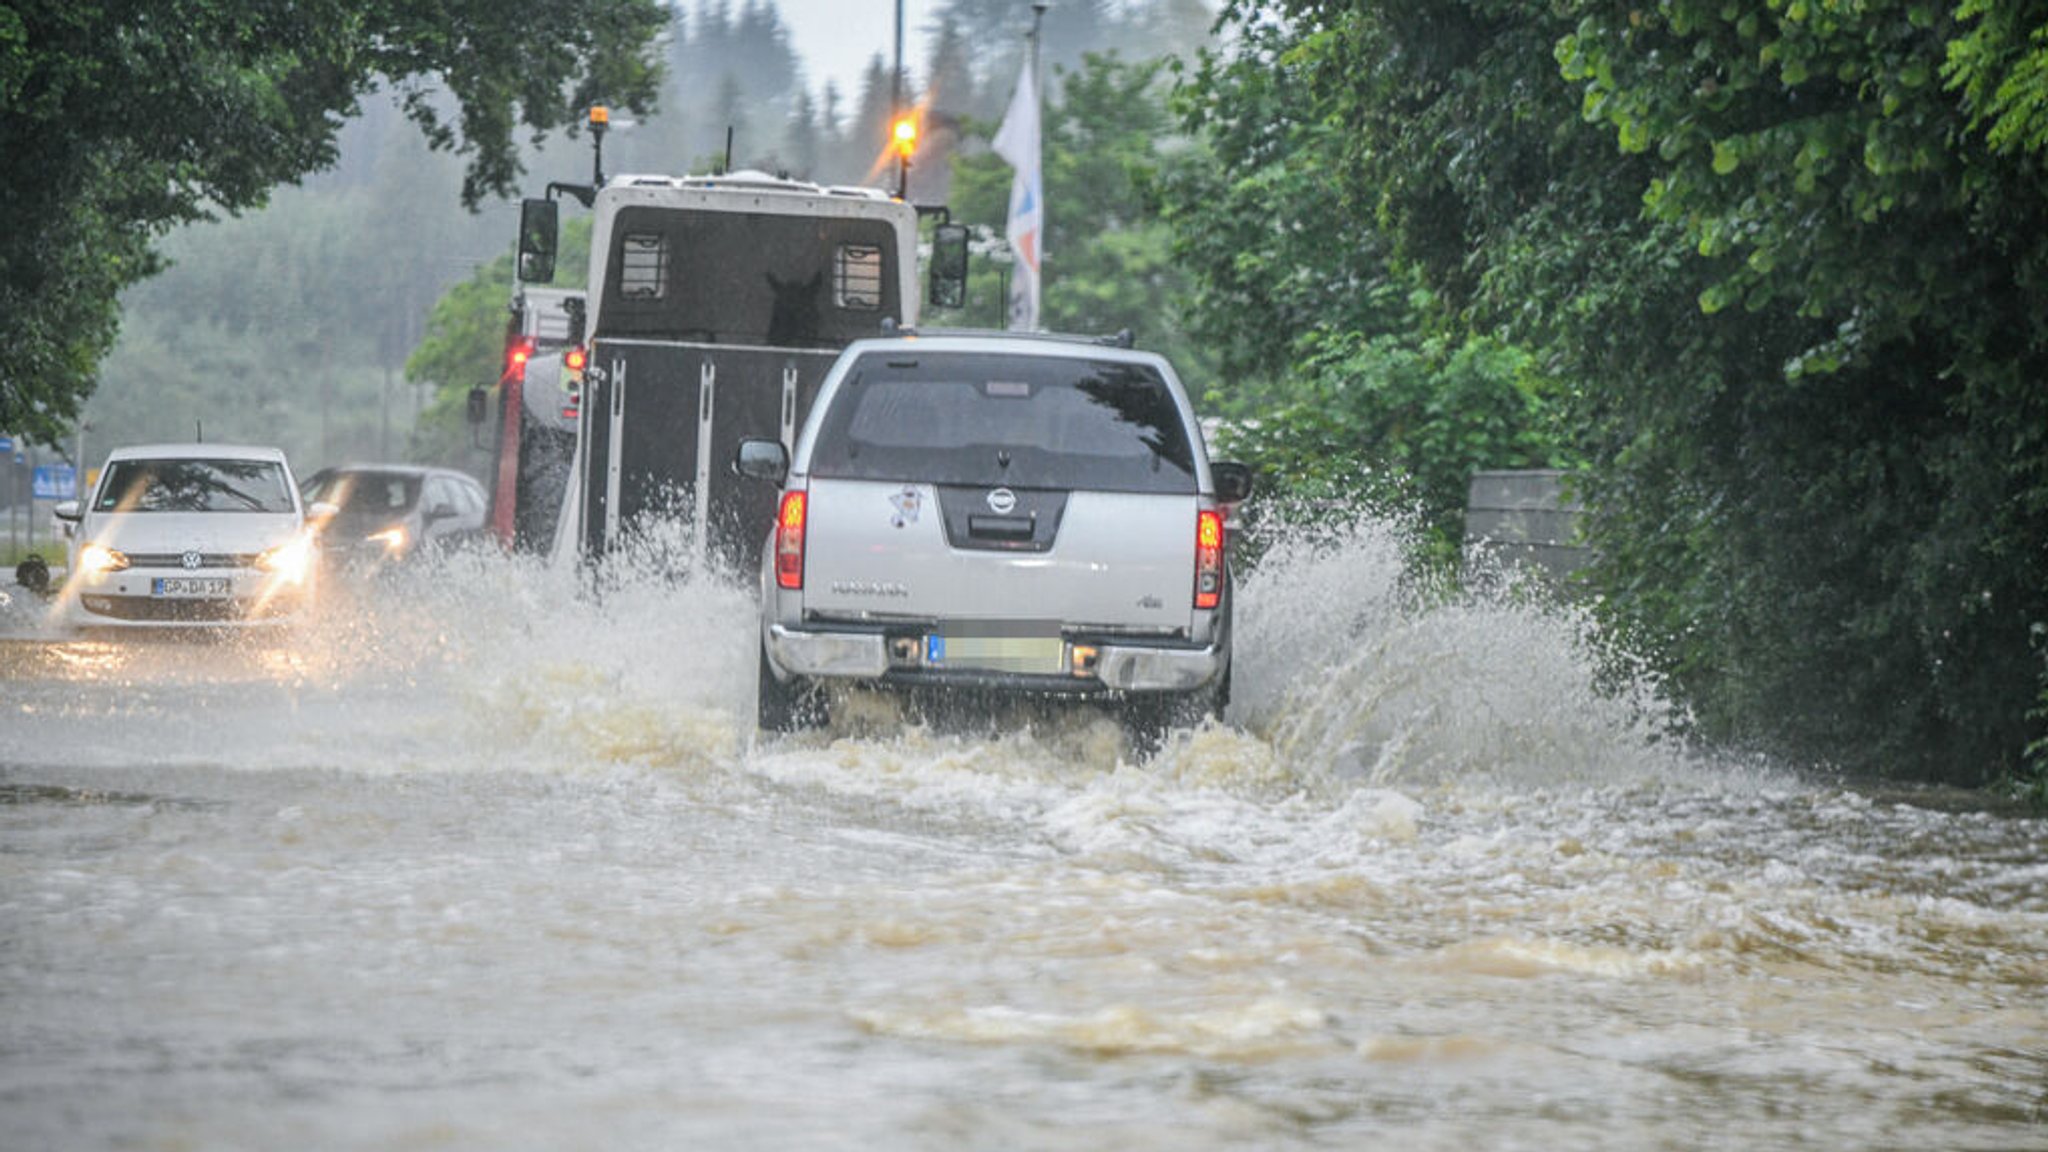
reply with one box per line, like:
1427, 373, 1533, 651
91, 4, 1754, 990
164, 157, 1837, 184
0, 508, 1817, 817
6, 511, 2044, 1152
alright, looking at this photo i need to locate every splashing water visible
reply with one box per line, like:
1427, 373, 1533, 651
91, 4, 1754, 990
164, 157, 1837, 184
2, 509, 2041, 1151
1232, 516, 1696, 792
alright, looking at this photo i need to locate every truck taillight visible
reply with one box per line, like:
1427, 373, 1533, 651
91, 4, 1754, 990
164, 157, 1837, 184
563, 346, 587, 373
1194, 509, 1224, 610
504, 339, 534, 382
775, 490, 807, 590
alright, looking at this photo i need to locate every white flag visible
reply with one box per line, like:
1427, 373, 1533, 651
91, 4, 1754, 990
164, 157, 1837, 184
992, 59, 1042, 332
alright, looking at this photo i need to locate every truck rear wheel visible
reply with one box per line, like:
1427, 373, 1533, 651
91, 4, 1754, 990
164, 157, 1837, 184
757, 644, 828, 733
1119, 676, 1226, 758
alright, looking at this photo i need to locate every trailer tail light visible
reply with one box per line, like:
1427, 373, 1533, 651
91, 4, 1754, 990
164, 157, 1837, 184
1194, 509, 1224, 610
558, 346, 587, 421
775, 490, 807, 589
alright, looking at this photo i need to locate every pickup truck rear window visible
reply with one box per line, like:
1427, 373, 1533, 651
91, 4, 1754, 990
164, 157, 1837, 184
811, 352, 1197, 493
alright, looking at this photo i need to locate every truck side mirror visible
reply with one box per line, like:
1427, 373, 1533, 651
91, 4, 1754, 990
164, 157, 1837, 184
929, 222, 969, 310
1212, 461, 1254, 505
518, 198, 558, 283
733, 438, 789, 483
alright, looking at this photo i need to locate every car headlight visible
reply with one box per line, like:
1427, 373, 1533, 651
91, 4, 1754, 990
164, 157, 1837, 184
367, 525, 408, 555
76, 543, 130, 576
257, 534, 318, 584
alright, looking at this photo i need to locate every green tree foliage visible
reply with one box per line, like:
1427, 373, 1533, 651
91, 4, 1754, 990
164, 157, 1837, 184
1555, 1, 2048, 784
926, 17, 980, 119
1155, 6, 1572, 561
1156, 12, 1410, 389
931, 0, 1216, 122
1229, 332, 1565, 558
1176, 0, 2048, 786
933, 0, 1110, 122
403, 219, 591, 468
637, 1, 804, 174
948, 53, 1214, 389
1946, 0, 2048, 156
87, 100, 514, 471
0, 0, 665, 449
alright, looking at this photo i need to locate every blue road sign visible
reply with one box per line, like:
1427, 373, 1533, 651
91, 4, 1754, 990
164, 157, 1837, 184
32, 464, 76, 500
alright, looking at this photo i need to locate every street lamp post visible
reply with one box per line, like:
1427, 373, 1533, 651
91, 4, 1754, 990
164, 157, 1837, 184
993, 240, 1014, 329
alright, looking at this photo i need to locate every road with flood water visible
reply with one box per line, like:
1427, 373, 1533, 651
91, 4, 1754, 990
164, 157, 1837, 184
2, 521, 2043, 1150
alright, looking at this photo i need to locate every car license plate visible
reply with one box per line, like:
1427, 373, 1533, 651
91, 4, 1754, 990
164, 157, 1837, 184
925, 629, 1065, 674
152, 577, 230, 597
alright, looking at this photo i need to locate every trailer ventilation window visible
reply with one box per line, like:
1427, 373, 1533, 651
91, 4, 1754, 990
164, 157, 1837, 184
833, 244, 883, 310
619, 233, 669, 300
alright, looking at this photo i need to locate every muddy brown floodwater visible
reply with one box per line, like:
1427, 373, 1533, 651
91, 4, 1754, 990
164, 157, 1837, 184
2, 522, 2043, 1150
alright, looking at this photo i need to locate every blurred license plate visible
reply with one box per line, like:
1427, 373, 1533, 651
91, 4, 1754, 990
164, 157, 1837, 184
152, 577, 229, 597
925, 631, 1064, 674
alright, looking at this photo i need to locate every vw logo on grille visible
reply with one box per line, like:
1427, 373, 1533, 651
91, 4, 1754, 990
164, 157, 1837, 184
181, 551, 203, 570
985, 487, 1018, 515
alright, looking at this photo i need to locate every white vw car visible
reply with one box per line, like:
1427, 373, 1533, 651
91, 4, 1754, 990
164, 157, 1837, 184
736, 331, 1253, 748
53, 443, 323, 629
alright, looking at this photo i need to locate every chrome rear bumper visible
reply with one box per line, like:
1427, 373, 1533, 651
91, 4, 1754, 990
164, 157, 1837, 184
765, 624, 1225, 693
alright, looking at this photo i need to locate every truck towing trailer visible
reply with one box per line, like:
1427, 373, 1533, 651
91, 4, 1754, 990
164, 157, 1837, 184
486, 285, 584, 553
513, 168, 966, 569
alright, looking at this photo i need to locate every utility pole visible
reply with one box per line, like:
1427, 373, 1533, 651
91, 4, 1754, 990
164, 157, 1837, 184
893, 0, 907, 199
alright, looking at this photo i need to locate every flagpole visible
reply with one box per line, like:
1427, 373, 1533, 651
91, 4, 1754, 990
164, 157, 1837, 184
1031, 4, 1048, 97
1025, 2, 1048, 330
995, 4, 1048, 332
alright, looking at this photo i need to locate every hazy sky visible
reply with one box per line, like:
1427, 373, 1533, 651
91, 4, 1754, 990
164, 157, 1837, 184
772, 0, 942, 100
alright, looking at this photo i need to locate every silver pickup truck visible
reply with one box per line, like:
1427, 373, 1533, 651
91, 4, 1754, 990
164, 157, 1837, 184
735, 330, 1253, 749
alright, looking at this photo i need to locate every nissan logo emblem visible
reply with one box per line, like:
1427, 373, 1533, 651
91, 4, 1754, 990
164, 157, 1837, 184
986, 487, 1017, 515
181, 551, 203, 570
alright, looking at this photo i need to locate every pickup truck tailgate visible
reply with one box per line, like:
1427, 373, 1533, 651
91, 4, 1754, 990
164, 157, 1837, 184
801, 479, 1197, 633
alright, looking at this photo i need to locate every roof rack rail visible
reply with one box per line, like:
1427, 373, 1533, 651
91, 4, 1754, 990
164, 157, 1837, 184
874, 324, 1141, 349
